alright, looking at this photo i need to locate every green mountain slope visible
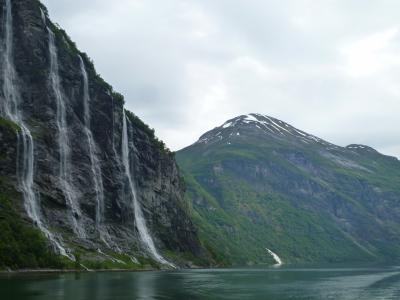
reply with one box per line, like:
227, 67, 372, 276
176, 113, 400, 266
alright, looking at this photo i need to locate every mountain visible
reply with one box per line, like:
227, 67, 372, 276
176, 113, 400, 266
0, 0, 210, 270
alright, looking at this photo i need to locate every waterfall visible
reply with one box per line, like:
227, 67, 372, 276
40, 8, 46, 24
47, 27, 85, 238
121, 111, 174, 268
1, 0, 70, 258
79, 56, 106, 239
266, 248, 283, 266
1, 0, 18, 118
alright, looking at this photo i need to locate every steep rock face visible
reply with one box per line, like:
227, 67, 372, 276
177, 114, 400, 265
125, 114, 203, 257
0, 0, 206, 268
0, 118, 18, 183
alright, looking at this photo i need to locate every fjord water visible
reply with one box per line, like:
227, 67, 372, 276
1, 265, 399, 300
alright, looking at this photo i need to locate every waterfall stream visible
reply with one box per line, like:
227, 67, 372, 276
121, 111, 174, 268
1, 0, 70, 258
79, 56, 107, 241
47, 27, 85, 238
266, 248, 283, 266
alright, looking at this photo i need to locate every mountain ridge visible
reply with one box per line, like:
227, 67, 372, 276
194, 113, 397, 160
177, 113, 400, 266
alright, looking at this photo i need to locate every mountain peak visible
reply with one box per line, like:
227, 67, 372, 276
345, 144, 382, 156
197, 113, 334, 147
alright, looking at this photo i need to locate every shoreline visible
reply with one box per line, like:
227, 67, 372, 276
0, 262, 396, 276
0, 264, 209, 276
0, 267, 164, 276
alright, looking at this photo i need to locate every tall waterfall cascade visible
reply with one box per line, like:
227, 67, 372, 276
121, 111, 175, 268
1, 0, 69, 258
79, 56, 107, 241
47, 26, 85, 239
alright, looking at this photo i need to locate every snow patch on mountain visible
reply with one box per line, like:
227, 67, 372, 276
199, 113, 334, 147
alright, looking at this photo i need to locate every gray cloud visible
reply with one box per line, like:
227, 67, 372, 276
42, 0, 400, 157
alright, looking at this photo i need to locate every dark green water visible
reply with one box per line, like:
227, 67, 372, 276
1, 265, 400, 299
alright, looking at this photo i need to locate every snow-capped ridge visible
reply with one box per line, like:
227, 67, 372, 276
346, 144, 376, 152
197, 113, 334, 147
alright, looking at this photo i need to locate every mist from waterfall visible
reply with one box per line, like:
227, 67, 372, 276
121, 111, 174, 268
47, 27, 85, 239
79, 55, 107, 241
1, 0, 69, 258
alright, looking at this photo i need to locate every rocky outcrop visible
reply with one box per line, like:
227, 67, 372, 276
0, 0, 207, 268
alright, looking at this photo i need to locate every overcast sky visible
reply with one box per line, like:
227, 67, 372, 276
42, 0, 400, 157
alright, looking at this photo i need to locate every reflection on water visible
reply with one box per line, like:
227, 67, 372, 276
1, 265, 400, 300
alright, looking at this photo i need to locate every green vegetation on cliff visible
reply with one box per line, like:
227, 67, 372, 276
0, 179, 63, 270
125, 110, 170, 154
0, 119, 62, 269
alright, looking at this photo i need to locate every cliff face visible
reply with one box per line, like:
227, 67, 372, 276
0, 0, 206, 268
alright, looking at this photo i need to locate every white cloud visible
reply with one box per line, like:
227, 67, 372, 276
340, 28, 400, 77
42, 0, 400, 157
